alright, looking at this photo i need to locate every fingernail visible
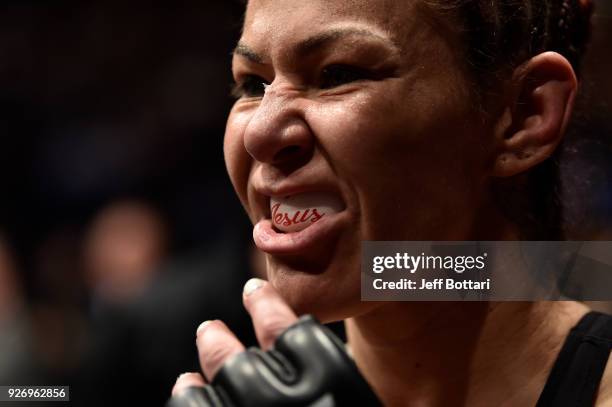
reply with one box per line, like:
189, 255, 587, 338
176, 372, 190, 382
243, 278, 265, 296
196, 320, 211, 337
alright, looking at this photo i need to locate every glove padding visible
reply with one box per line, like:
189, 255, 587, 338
167, 315, 381, 407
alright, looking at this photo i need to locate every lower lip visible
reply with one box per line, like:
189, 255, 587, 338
253, 211, 348, 256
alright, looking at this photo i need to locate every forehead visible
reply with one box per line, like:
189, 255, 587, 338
242, 0, 421, 53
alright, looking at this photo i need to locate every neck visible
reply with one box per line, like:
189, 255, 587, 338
345, 301, 589, 407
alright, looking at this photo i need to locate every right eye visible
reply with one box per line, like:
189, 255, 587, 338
319, 64, 370, 89
232, 75, 269, 98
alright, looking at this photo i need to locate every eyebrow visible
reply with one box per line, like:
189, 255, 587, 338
233, 43, 265, 64
232, 27, 396, 64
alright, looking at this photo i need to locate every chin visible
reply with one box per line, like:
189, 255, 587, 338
266, 255, 365, 323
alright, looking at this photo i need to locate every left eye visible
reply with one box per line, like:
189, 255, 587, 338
231, 75, 269, 98
319, 65, 369, 89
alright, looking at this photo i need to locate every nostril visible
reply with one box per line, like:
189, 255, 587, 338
273, 145, 302, 162
272, 145, 312, 174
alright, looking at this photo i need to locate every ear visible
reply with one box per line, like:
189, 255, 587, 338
492, 52, 578, 177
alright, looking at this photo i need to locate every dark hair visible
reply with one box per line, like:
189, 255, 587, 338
426, 0, 594, 239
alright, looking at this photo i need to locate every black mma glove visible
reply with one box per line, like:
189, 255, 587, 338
167, 315, 381, 407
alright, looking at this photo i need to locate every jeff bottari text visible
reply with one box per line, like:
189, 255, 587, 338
371, 252, 491, 291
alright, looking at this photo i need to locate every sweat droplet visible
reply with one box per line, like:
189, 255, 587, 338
270, 192, 344, 233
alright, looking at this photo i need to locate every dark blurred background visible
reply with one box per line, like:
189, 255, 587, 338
0, 1, 610, 406
0, 1, 255, 406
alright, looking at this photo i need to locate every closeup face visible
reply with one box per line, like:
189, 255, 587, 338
224, 0, 494, 321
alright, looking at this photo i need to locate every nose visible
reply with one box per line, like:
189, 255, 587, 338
243, 83, 314, 170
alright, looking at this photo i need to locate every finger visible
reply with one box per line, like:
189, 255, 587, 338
242, 278, 298, 350
196, 320, 245, 381
172, 372, 206, 396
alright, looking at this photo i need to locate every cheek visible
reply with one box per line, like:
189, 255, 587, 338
307, 84, 486, 239
307, 86, 441, 194
306, 90, 404, 172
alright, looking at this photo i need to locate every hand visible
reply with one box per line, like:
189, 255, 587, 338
172, 278, 298, 396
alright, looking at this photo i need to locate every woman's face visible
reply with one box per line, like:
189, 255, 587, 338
224, 0, 493, 321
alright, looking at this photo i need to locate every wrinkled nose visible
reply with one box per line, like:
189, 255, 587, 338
243, 84, 314, 171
